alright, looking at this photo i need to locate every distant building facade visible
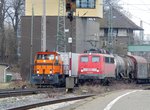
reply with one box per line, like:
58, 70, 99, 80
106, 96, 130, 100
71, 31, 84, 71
99, 8, 143, 55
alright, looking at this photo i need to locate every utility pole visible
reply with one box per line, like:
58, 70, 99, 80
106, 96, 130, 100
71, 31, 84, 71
107, 4, 113, 53
64, 0, 76, 92
140, 20, 144, 45
41, 0, 46, 51
30, 0, 34, 82
66, 0, 76, 52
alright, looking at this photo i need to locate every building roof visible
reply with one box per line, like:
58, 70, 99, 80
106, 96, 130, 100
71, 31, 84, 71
100, 8, 143, 30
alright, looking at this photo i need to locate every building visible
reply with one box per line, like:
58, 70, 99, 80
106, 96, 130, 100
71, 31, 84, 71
21, 0, 103, 80
0, 64, 9, 83
99, 7, 143, 55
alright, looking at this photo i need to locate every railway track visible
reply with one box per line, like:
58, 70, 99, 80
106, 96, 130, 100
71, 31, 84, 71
0, 89, 39, 98
0, 87, 69, 98
139, 83, 150, 90
8, 94, 95, 110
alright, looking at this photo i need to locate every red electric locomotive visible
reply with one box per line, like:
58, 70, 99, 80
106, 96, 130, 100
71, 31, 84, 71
78, 53, 116, 84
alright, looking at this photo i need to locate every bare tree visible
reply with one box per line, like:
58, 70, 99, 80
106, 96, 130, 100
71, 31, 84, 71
6, 0, 24, 62
0, 0, 10, 62
7, 0, 24, 36
0, 0, 25, 63
5, 23, 15, 63
103, 0, 131, 17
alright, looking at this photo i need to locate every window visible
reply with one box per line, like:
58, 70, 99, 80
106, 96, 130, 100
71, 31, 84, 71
37, 54, 55, 60
81, 56, 88, 62
55, 55, 59, 65
47, 54, 55, 60
92, 56, 100, 62
76, 0, 96, 8
104, 29, 108, 37
110, 58, 114, 63
37, 54, 42, 59
55, 56, 59, 62
37, 54, 46, 60
105, 57, 109, 63
112, 29, 118, 37
105, 57, 114, 63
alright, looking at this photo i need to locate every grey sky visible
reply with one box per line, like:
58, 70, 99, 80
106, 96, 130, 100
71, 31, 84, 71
120, 0, 150, 36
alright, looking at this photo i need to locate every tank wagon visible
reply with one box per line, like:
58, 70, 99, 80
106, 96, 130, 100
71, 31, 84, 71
114, 55, 135, 80
114, 55, 126, 79
115, 55, 150, 83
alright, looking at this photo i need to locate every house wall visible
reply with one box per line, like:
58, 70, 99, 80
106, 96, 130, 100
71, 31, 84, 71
76, 17, 100, 52
0, 65, 7, 83
99, 28, 134, 55
25, 0, 103, 18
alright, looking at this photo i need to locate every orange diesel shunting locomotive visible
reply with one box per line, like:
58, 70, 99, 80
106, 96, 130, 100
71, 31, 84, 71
32, 51, 65, 85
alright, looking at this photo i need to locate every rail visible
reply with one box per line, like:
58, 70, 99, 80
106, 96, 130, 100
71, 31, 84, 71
8, 94, 95, 110
0, 89, 38, 98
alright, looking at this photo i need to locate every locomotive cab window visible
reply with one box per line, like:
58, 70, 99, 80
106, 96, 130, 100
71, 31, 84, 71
47, 54, 55, 60
37, 54, 46, 60
105, 57, 110, 63
55, 55, 59, 65
110, 58, 114, 63
92, 56, 100, 62
80, 56, 88, 62
37, 54, 42, 59
37, 54, 55, 60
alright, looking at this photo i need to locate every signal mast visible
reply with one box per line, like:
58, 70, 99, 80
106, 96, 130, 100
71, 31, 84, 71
57, 0, 76, 52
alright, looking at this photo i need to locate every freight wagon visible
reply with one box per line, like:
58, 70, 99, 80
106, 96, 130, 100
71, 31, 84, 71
115, 54, 150, 83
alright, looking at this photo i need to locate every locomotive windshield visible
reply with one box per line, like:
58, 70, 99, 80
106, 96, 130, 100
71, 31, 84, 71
81, 56, 88, 62
92, 56, 100, 62
37, 54, 55, 60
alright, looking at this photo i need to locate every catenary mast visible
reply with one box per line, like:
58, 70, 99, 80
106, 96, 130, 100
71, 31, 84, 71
41, 0, 46, 51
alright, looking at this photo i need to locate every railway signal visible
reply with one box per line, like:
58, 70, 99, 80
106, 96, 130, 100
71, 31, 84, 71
66, 0, 76, 12
66, 1, 71, 12
66, 0, 76, 22
67, 11, 73, 21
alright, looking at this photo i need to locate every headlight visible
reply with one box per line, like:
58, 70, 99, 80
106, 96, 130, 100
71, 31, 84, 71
97, 69, 99, 72
50, 71, 52, 73
81, 69, 83, 72
37, 70, 39, 73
